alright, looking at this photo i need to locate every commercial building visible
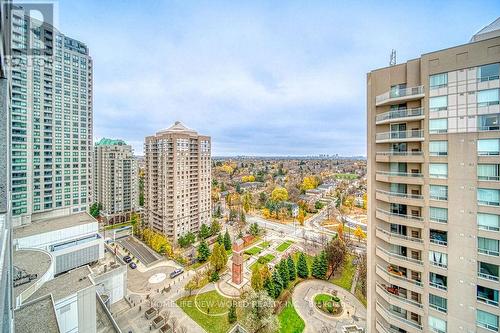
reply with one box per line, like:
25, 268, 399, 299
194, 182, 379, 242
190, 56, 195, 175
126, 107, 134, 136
93, 138, 138, 224
367, 19, 500, 333
144, 121, 211, 242
9, 6, 93, 226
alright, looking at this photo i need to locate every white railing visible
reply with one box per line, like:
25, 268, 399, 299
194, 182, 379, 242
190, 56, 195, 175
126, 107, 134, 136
429, 303, 447, 313
477, 296, 499, 307
430, 238, 448, 246
376, 107, 424, 123
376, 264, 423, 287
430, 281, 447, 291
478, 272, 499, 282
377, 246, 423, 265
376, 130, 424, 141
376, 189, 423, 200
377, 171, 423, 178
376, 85, 425, 105
376, 301, 423, 330
478, 175, 500, 181
430, 260, 448, 269
478, 248, 500, 257
376, 282, 423, 308
377, 208, 424, 221
477, 321, 499, 332
376, 227, 423, 243
376, 151, 423, 156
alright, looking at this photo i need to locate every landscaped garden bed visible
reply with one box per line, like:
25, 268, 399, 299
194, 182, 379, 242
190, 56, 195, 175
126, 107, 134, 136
249, 253, 276, 271
314, 293, 342, 315
244, 246, 262, 256
276, 240, 294, 252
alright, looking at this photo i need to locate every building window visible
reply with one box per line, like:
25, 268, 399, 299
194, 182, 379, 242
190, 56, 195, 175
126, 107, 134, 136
430, 96, 448, 111
429, 141, 448, 156
429, 294, 447, 313
428, 315, 446, 333
478, 63, 500, 82
478, 213, 500, 231
429, 119, 448, 134
477, 285, 499, 307
478, 188, 500, 206
477, 309, 499, 332
478, 237, 500, 256
478, 89, 500, 107
429, 163, 448, 178
478, 114, 500, 131
429, 250, 448, 268
430, 73, 448, 89
390, 83, 407, 98
478, 261, 499, 281
478, 164, 500, 181
430, 185, 448, 201
478, 139, 500, 156
430, 207, 448, 223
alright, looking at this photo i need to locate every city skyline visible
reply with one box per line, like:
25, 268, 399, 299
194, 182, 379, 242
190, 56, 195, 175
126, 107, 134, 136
58, 0, 500, 156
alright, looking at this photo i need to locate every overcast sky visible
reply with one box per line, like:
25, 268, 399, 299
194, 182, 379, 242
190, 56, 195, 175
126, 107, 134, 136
57, 0, 499, 156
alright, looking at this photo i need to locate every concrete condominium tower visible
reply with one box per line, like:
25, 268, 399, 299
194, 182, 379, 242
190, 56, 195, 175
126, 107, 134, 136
93, 138, 138, 224
9, 9, 93, 226
367, 19, 500, 333
144, 121, 211, 242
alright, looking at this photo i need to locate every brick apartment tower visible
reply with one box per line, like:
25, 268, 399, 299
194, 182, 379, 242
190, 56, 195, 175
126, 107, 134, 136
144, 122, 211, 242
232, 239, 244, 285
367, 19, 500, 333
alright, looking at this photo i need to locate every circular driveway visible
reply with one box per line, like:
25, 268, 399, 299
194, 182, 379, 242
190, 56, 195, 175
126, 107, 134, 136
292, 280, 366, 333
127, 265, 177, 294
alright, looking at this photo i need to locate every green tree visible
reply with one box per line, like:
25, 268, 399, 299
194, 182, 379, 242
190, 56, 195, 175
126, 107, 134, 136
209, 270, 219, 282
312, 251, 327, 279
228, 301, 237, 324
240, 211, 246, 223
197, 240, 210, 262
272, 269, 283, 299
210, 219, 221, 236
89, 202, 102, 218
297, 252, 309, 278
251, 265, 263, 291
249, 222, 260, 236
278, 259, 289, 289
223, 229, 232, 251
287, 255, 296, 281
242, 290, 279, 333
263, 276, 275, 299
178, 232, 196, 248
216, 233, 224, 245
198, 224, 211, 240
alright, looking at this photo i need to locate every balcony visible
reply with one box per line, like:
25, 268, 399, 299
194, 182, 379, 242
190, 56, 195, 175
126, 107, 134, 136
376, 227, 423, 248
376, 189, 424, 206
376, 264, 423, 293
376, 208, 423, 225
376, 246, 423, 269
376, 107, 425, 124
376, 171, 424, 185
376, 282, 423, 312
376, 130, 425, 143
376, 151, 424, 163
376, 301, 423, 332
376, 85, 425, 106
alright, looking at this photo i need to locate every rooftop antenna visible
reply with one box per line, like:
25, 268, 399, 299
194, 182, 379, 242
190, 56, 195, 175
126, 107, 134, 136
390, 49, 397, 66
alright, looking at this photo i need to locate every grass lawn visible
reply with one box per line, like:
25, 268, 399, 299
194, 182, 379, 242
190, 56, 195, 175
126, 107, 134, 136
258, 241, 271, 248
292, 252, 314, 268
103, 221, 133, 230
244, 246, 262, 256
278, 301, 305, 333
249, 253, 276, 271
330, 254, 356, 291
276, 240, 294, 252
334, 173, 359, 180
176, 290, 235, 333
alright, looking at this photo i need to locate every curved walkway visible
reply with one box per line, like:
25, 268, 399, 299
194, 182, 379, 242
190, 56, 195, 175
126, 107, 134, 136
292, 280, 366, 333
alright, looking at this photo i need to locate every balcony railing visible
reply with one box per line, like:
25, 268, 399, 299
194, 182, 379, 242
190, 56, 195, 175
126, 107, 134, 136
377, 246, 423, 265
478, 272, 500, 282
430, 238, 448, 246
376, 301, 423, 330
376, 189, 423, 200
376, 85, 425, 106
376, 130, 425, 142
477, 296, 499, 307
377, 208, 424, 221
376, 282, 423, 308
478, 175, 500, 181
376, 151, 423, 156
376, 107, 424, 123
377, 171, 423, 178
429, 281, 447, 291
478, 248, 500, 257
376, 264, 423, 287
429, 303, 447, 313
377, 226, 423, 243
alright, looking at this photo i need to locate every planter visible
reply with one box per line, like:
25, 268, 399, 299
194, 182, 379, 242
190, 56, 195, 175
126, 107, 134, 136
160, 323, 173, 333
152, 315, 165, 329
145, 308, 157, 320
314, 293, 343, 316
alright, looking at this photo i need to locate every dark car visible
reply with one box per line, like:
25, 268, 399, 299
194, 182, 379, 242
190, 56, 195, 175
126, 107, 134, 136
129, 262, 137, 269
170, 268, 184, 278
123, 256, 132, 263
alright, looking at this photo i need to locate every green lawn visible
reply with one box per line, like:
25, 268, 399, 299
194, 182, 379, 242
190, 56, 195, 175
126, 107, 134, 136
276, 240, 294, 252
176, 291, 234, 333
258, 241, 271, 248
334, 173, 359, 180
244, 246, 262, 256
249, 253, 276, 271
330, 254, 356, 291
278, 302, 305, 333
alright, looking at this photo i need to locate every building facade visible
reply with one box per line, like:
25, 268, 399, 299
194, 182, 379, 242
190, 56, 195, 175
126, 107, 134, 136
144, 121, 211, 242
367, 20, 500, 333
9, 8, 93, 226
93, 138, 138, 224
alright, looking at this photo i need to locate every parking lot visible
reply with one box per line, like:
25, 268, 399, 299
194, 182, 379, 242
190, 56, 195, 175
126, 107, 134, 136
116, 236, 162, 265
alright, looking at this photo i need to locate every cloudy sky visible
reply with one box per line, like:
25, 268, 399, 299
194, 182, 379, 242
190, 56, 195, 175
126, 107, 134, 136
58, 0, 499, 156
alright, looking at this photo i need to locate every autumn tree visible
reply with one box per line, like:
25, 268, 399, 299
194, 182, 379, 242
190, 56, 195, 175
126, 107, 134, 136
210, 219, 221, 236
325, 237, 348, 279
297, 209, 305, 226
251, 265, 263, 291
271, 187, 288, 202
242, 290, 279, 333
354, 226, 366, 242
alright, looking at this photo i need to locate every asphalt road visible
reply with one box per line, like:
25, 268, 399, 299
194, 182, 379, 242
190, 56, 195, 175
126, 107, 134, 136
117, 236, 161, 265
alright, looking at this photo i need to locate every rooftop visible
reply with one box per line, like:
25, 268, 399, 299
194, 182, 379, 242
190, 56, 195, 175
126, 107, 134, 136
471, 17, 500, 42
157, 121, 198, 135
96, 138, 128, 146
14, 294, 60, 333
26, 266, 93, 303
96, 295, 120, 333
14, 212, 97, 239
13, 249, 52, 298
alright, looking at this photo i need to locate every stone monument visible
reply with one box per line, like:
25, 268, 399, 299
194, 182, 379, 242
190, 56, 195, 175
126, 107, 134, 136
232, 238, 244, 285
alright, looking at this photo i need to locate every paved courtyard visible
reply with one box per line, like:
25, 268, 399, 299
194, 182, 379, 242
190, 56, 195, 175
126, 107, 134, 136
117, 236, 162, 265
292, 280, 366, 333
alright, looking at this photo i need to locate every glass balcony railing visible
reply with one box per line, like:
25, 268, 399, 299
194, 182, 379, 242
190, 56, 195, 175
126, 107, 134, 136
376, 189, 423, 200
377, 264, 423, 287
377, 226, 423, 243
376, 282, 423, 308
376, 130, 424, 142
376, 208, 423, 221
376, 151, 423, 156
376, 86, 425, 105
377, 246, 423, 265
478, 272, 500, 282
376, 107, 424, 123
377, 171, 423, 178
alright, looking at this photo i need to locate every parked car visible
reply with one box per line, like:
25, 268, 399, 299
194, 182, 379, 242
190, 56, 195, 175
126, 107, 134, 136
170, 268, 183, 278
123, 256, 132, 263
129, 262, 137, 269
